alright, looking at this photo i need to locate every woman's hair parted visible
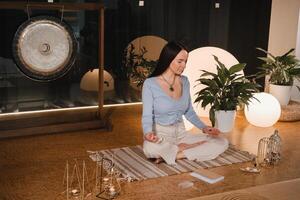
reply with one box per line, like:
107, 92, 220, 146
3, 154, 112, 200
149, 41, 188, 77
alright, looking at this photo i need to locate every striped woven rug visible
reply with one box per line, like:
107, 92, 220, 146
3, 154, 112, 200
89, 145, 253, 181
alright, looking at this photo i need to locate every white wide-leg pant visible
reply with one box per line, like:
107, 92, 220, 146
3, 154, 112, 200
143, 122, 229, 165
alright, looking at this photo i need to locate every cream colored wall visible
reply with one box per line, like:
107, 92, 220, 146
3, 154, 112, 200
268, 0, 300, 55
297, 9, 300, 58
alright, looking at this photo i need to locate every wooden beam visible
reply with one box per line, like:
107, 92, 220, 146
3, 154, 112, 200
0, 120, 108, 139
0, 2, 104, 11
98, 6, 105, 119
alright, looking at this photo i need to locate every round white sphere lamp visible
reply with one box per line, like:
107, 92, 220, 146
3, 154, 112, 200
244, 92, 281, 127
80, 69, 114, 92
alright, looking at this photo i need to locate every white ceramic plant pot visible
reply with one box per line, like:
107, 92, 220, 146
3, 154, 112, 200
269, 84, 292, 106
215, 110, 236, 133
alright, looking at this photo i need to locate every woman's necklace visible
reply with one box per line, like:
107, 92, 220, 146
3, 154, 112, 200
161, 75, 176, 92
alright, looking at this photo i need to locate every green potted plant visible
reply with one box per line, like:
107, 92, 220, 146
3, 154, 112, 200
256, 48, 300, 105
114, 43, 157, 102
125, 44, 157, 89
194, 55, 260, 132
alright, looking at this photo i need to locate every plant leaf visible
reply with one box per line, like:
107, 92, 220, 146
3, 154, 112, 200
256, 47, 276, 60
229, 63, 246, 74
289, 68, 300, 76
281, 48, 295, 58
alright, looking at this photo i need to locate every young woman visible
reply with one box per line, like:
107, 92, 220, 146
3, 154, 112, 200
142, 41, 228, 165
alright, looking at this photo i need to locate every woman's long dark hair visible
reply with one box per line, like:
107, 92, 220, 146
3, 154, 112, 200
149, 41, 188, 77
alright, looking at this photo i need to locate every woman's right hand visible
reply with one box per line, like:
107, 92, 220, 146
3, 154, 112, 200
144, 132, 159, 143
202, 126, 220, 136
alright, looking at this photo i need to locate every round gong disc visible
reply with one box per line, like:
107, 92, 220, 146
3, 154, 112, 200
12, 16, 77, 81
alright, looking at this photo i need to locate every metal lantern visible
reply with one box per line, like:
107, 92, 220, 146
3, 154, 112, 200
96, 157, 121, 200
267, 130, 282, 165
257, 129, 282, 167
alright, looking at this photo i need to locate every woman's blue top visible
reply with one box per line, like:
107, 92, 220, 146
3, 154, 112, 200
142, 75, 206, 135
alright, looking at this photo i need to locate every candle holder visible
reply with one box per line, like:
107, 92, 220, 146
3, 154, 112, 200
256, 129, 282, 167
257, 137, 270, 167
95, 158, 121, 200
267, 130, 281, 165
56, 160, 91, 200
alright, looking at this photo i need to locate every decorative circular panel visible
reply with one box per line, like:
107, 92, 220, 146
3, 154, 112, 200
126, 35, 167, 90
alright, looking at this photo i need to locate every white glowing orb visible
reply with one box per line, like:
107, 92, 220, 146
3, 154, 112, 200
80, 69, 114, 92
244, 92, 281, 127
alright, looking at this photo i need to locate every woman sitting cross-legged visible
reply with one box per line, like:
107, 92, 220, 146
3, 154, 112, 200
142, 41, 228, 165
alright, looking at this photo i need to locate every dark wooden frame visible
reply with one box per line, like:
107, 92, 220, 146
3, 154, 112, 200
0, 1, 106, 139
0, 2, 106, 137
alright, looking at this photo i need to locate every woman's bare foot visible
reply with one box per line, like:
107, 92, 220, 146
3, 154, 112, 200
176, 151, 186, 160
154, 157, 164, 164
176, 141, 206, 161
178, 141, 207, 152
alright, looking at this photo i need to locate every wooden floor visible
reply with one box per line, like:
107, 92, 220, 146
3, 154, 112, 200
190, 178, 300, 200
0, 105, 300, 200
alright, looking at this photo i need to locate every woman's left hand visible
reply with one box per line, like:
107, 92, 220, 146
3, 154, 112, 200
202, 126, 220, 136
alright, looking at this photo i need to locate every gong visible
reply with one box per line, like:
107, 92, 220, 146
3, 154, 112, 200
12, 16, 77, 81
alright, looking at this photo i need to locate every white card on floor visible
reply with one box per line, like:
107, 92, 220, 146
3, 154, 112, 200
190, 168, 224, 184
